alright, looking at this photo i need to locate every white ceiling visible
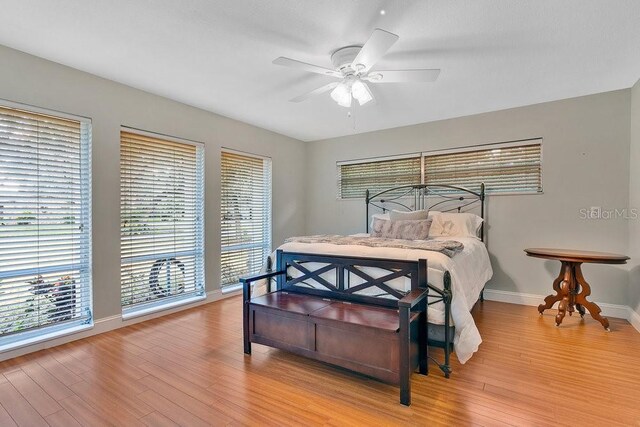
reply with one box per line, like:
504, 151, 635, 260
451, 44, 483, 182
0, 1, 639, 141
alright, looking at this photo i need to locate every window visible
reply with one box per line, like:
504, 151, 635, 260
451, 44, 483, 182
423, 140, 542, 194
220, 150, 271, 289
120, 130, 204, 317
337, 155, 421, 199
0, 103, 92, 350
336, 139, 542, 198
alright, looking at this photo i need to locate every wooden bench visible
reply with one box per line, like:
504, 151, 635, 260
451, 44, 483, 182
241, 250, 429, 406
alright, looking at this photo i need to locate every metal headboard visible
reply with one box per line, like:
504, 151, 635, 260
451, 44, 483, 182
365, 183, 486, 241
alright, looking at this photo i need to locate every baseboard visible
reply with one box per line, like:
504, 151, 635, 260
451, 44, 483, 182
483, 288, 636, 326
0, 288, 239, 362
628, 308, 640, 334
483, 289, 547, 308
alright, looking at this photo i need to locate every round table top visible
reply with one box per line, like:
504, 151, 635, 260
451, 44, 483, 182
524, 248, 629, 264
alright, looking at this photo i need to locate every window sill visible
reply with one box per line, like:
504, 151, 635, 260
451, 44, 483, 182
121, 293, 206, 321
485, 191, 544, 196
0, 321, 94, 354
221, 283, 243, 294
338, 190, 544, 201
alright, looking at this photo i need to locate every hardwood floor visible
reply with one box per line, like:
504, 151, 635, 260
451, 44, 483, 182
0, 297, 639, 426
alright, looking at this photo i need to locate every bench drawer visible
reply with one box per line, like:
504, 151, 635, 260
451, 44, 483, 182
314, 320, 399, 382
250, 305, 312, 351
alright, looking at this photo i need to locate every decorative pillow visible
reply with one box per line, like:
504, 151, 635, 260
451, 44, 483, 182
389, 209, 429, 221
429, 212, 483, 238
371, 218, 433, 240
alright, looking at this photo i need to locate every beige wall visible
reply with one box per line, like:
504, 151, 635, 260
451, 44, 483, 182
0, 45, 307, 320
629, 79, 640, 315
305, 90, 632, 305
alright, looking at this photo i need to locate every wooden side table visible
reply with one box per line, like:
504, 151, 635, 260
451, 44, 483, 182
524, 248, 629, 331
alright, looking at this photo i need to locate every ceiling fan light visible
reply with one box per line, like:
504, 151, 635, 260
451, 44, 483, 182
331, 83, 352, 107
338, 93, 352, 108
352, 80, 373, 106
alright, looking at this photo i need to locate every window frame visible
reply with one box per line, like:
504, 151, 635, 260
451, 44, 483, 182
220, 148, 272, 291
119, 127, 205, 320
336, 138, 543, 199
0, 99, 93, 352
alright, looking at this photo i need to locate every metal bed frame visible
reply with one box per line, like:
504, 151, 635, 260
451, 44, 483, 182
365, 183, 486, 377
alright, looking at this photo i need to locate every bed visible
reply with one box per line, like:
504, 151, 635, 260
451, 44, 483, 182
255, 184, 492, 376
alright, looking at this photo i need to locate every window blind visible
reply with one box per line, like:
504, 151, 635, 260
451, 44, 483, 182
0, 104, 92, 347
337, 156, 421, 199
120, 131, 204, 314
424, 141, 542, 193
220, 150, 271, 288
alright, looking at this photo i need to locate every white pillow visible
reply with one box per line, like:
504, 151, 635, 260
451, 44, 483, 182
427, 210, 442, 235
429, 212, 483, 238
389, 209, 429, 221
369, 212, 390, 230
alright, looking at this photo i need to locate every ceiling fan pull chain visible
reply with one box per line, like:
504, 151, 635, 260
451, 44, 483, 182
350, 105, 356, 130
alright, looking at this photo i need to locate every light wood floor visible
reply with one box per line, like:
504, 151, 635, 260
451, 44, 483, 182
0, 297, 639, 426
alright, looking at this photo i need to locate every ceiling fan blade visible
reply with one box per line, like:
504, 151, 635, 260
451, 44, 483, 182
365, 69, 441, 83
351, 29, 399, 73
273, 57, 342, 78
289, 82, 340, 103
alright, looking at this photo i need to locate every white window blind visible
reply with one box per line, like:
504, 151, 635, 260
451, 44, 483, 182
0, 104, 92, 348
337, 156, 421, 199
220, 150, 271, 288
120, 130, 204, 316
423, 141, 542, 194
336, 140, 543, 198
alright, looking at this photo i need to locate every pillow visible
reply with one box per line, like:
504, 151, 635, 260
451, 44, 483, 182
389, 209, 429, 221
427, 211, 443, 235
369, 212, 390, 230
371, 217, 433, 240
429, 212, 483, 238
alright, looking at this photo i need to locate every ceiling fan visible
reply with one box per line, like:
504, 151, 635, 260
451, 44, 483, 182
273, 28, 440, 108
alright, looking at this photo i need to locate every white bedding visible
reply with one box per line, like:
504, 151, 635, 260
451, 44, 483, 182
258, 234, 492, 364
